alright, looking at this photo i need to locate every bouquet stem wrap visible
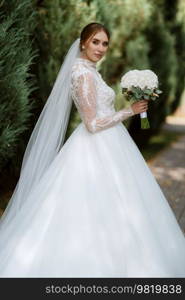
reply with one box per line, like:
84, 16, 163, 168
140, 112, 150, 129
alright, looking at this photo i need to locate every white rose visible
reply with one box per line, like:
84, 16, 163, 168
121, 69, 158, 89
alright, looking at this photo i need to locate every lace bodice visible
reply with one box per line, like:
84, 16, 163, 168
71, 57, 134, 133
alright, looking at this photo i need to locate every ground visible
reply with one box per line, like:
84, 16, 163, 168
148, 109, 185, 234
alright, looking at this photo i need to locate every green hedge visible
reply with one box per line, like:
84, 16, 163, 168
0, 0, 37, 174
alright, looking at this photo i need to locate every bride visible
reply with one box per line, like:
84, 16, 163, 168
0, 22, 185, 278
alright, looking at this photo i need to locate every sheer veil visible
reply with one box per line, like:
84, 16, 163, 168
0, 38, 81, 228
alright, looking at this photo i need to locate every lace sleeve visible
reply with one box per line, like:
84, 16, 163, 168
71, 69, 135, 133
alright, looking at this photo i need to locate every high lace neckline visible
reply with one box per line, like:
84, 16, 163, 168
76, 57, 97, 69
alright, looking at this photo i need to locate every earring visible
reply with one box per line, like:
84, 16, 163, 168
82, 46, 85, 50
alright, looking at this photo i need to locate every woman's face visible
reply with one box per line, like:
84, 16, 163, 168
81, 30, 109, 62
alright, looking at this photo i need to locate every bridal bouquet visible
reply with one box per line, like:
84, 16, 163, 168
120, 70, 162, 129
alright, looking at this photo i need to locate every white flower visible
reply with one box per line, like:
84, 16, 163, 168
121, 69, 158, 90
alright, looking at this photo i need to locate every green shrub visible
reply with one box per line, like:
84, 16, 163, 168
0, 0, 37, 173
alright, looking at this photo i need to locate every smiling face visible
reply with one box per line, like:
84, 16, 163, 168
80, 30, 109, 62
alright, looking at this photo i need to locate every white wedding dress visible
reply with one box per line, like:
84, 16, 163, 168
0, 57, 185, 278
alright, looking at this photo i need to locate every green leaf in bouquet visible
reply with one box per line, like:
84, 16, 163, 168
144, 94, 150, 100
156, 89, 162, 94
135, 93, 141, 99
151, 96, 156, 100
141, 118, 150, 129
131, 86, 139, 93
122, 88, 128, 93
143, 88, 152, 95
130, 95, 136, 101
138, 90, 143, 98
137, 87, 142, 92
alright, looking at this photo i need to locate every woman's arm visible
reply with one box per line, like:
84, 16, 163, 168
71, 70, 135, 133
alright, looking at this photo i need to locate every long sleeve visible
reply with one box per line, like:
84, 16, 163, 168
71, 69, 135, 134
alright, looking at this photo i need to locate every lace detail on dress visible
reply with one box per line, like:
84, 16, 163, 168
71, 57, 134, 133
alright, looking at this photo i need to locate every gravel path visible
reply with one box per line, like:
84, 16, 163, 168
148, 115, 185, 233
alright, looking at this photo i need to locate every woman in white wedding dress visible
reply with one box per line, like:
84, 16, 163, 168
0, 23, 185, 278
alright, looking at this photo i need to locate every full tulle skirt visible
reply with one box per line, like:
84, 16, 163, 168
0, 122, 185, 277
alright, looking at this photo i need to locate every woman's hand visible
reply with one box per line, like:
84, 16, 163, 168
131, 100, 148, 115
